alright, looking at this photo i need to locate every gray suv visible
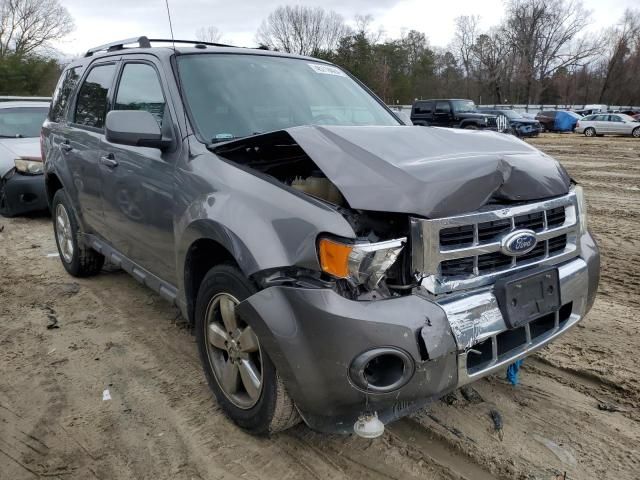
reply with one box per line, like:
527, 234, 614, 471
42, 37, 600, 436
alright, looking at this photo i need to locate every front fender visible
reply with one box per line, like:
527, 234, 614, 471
174, 150, 357, 311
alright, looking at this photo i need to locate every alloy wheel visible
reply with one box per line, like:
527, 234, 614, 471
204, 293, 263, 409
55, 204, 74, 263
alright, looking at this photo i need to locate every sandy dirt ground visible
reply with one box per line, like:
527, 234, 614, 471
1, 134, 639, 480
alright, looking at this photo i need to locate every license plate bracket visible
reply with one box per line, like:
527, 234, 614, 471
495, 267, 560, 329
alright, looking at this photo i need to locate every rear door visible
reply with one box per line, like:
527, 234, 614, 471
66, 62, 118, 234
99, 57, 178, 283
607, 115, 625, 134
433, 101, 452, 127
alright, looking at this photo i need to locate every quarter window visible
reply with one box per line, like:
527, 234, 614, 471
115, 63, 166, 126
74, 64, 116, 129
50, 66, 83, 122
414, 102, 433, 114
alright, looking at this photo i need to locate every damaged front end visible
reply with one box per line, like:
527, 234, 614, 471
210, 125, 599, 434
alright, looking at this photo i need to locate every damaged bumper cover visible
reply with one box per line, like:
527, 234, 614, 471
0, 170, 48, 216
236, 231, 599, 434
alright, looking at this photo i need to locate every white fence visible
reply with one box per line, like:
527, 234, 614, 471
390, 104, 640, 114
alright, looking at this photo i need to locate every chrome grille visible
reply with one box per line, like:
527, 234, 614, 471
411, 191, 580, 295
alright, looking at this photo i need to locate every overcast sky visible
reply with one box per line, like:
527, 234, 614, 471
54, 0, 638, 56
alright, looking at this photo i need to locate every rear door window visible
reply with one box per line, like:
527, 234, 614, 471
74, 63, 117, 129
435, 102, 451, 114
49, 66, 84, 122
114, 63, 166, 126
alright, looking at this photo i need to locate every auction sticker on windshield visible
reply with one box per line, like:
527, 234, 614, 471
308, 63, 347, 77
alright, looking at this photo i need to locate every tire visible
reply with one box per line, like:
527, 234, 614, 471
52, 189, 104, 277
463, 124, 479, 130
633, 127, 640, 138
195, 264, 300, 435
584, 127, 596, 137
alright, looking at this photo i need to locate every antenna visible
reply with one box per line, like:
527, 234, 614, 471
163, 0, 191, 153
164, 0, 176, 50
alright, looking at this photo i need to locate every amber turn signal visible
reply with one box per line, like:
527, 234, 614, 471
318, 238, 353, 278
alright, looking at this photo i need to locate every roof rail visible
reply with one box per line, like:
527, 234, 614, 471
147, 38, 239, 48
84, 36, 240, 57
84, 36, 151, 57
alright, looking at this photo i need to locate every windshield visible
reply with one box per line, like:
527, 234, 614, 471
0, 107, 48, 138
177, 54, 400, 143
451, 100, 477, 113
499, 110, 520, 119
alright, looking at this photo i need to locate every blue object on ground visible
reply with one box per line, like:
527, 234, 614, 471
506, 359, 524, 385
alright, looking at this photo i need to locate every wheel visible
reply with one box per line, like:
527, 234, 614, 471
633, 127, 640, 138
584, 127, 596, 137
463, 124, 479, 130
195, 264, 300, 435
52, 189, 104, 277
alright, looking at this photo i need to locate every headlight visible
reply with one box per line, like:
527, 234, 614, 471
14, 158, 43, 175
574, 184, 588, 234
318, 237, 406, 289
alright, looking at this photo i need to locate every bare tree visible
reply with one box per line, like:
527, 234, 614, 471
452, 15, 479, 97
598, 9, 640, 102
354, 14, 383, 44
504, 0, 598, 102
0, 0, 74, 58
256, 5, 347, 55
472, 29, 511, 103
196, 26, 222, 44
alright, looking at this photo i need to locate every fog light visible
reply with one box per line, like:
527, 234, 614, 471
349, 348, 414, 393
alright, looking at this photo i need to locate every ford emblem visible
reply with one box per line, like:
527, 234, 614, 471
501, 230, 538, 256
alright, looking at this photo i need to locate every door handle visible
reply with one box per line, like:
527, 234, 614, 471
100, 154, 119, 169
61, 142, 72, 152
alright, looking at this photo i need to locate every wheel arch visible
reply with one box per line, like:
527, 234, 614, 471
178, 220, 259, 324
45, 172, 63, 208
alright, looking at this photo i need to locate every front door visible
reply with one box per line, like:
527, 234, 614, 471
99, 60, 178, 283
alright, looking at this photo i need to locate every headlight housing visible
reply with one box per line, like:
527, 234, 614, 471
318, 237, 406, 289
14, 157, 43, 175
574, 184, 588, 234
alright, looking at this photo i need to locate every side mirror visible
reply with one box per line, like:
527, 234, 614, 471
105, 110, 170, 150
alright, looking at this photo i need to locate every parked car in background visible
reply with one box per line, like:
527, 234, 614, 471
575, 114, 640, 138
535, 110, 580, 132
479, 108, 542, 137
0, 101, 50, 216
535, 110, 558, 132
411, 99, 502, 130
573, 105, 607, 116
633, 113, 640, 121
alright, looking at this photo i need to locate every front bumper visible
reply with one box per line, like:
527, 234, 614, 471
0, 170, 48, 216
237, 232, 599, 433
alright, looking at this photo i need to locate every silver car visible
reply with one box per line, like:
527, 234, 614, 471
575, 113, 640, 138
0, 100, 50, 216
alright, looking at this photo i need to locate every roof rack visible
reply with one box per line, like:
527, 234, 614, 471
147, 38, 238, 48
85, 36, 151, 57
84, 36, 238, 57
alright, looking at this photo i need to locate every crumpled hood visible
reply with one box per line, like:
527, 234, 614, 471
285, 125, 571, 218
0, 137, 41, 177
